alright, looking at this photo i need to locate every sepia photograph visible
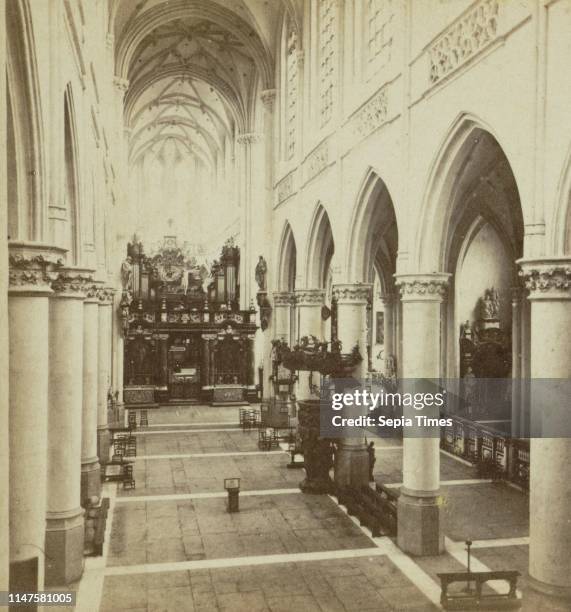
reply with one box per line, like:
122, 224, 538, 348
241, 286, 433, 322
1, 0, 571, 610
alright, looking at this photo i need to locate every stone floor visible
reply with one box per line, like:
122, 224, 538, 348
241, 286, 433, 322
73, 404, 569, 611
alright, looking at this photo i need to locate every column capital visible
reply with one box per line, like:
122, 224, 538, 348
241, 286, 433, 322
97, 286, 116, 304
273, 291, 295, 306
332, 283, 372, 304
236, 132, 263, 146
518, 257, 571, 300
8, 241, 67, 295
295, 288, 325, 306
260, 88, 276, 111
395, 273, 450, 302
50, 267, 95, 298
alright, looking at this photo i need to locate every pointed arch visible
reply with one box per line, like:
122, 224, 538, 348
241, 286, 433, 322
346, 168, 399, 284
276, 221, 297, 292
415, 113, 523, 271
6, 0, 46, 241
305, 203, 334, 289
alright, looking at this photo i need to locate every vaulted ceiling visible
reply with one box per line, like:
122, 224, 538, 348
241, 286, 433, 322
110, 0, 284, 169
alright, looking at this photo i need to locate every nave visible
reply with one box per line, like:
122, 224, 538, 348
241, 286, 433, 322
71, 404, 553, 612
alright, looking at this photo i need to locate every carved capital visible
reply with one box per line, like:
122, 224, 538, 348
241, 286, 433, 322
295, 289, 325, 306
273, 291, 296, 306
8, 242, 66, 294
97, 286, 116, 304
236, 132, 263, 146
260, 89, 276, 112
333, 284, 372, 304
51, 268, 94, 298
395, 273, 450, 301
518, 258, 571, 300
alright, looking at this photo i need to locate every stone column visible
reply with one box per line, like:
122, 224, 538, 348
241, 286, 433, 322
0, 0, 8, 590
45, 269, 92, 585
332, 284, 372, 487
246, 334, 256, 399
8, 243, 66, 590
394, 273, 450, 556
295, 289, 325, 400
273, 291, 295, 343
381, 293, 395, 371
519, 259, 571, 600
236, 132, 263, 309
81, 284, 101, 503
97, 288, 113, 463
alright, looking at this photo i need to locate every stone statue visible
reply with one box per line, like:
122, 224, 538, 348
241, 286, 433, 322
481, 288, 500, 320
460, 320, 473, 340
367, 441, 376, 482
121, 256, 133, 291
255, 255, 267, 291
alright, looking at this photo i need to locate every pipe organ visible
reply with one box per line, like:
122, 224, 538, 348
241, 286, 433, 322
121, 236, 257, 406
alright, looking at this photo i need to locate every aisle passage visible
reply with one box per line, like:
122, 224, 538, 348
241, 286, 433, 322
78, 405, 553, 612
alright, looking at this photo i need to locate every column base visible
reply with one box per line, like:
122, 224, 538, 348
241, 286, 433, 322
45, 509, 84, 586
97, 426, 110, 464
397, 490, 444, 556
334, 444, 369, 488
80, 457, 101, 505
528, 575, 571, 601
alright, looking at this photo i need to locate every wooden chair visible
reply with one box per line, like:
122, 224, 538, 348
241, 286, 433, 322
122, 463, 135, 489
125, 439, 137, 457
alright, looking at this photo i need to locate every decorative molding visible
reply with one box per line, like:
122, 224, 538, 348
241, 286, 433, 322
349, 86, 389, 141
518, 259, 571, 300
429, 0, 500, 86
332, 284, 372, 303
276, 171, 295, 205
51, 268, 94, 297
395, 273, 450, 301
236, 132, 263, 145
273, 291, 296, 306
304, 140, 329, 183
113, 76, 129, 95
260, 89, 276, 112
295, 289, 326, 306
8, 243, 66, 293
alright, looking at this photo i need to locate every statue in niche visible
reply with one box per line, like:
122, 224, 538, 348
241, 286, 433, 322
255, 255, 268, 291
480, 288, 500, 320
121, 256, 133, 291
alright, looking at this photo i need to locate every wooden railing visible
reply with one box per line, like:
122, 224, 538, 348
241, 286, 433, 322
440, 414, 529, 490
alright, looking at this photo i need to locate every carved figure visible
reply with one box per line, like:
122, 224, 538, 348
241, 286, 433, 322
255, 255, 267, 291
121, 256, 133, 291
481, 288, 500, 320
367, 441, 376, 482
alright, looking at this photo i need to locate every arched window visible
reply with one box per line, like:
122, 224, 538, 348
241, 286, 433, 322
318, 0, 337, 127
284, 15, 298, 160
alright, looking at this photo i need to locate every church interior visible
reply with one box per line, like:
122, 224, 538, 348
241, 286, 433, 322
1, 0, 571, 610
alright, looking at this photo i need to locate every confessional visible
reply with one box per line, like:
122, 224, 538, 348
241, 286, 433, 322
121, 236, 257, 406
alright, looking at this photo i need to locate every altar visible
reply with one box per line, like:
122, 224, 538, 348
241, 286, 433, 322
120, 236, 257, 406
